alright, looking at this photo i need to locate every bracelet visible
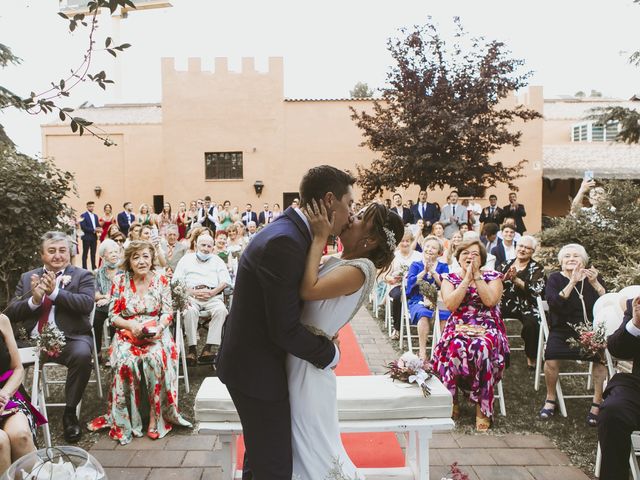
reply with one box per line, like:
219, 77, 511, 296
474, 276, 483, 281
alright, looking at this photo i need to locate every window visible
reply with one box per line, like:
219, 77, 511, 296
571, 121, 619, 142
205, 152, 243, 180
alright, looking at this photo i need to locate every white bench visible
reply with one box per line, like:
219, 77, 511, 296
195, 375, 454, 480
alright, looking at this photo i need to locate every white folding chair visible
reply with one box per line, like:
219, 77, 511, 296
534, 296, 595, 417
593, 293, 625, 379
494, 380, 507, 417
41, 307, 103, 412
502, 318, 525, 352
19, 347, 52, 448
595, 438, 640, 479
618, 285, 640, 312
384, 287, 393, 337
174, 310, 190, 399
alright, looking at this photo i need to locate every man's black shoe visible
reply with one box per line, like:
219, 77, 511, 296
63, 412, 82, 443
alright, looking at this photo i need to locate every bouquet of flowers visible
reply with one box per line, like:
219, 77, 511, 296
385, 351, 433, 397
440, 462, 470, 480
566, 320, 607, 363
36, 324, 66, 358
171, 279, 189, 315
418, 279, 438, 309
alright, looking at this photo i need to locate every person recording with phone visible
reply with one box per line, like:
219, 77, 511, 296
139, 225, 167, 269
570, 172, 614, 226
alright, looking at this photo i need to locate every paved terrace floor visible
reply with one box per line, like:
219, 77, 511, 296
90, 307, 591, 480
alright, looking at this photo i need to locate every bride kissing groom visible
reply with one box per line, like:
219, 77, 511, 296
217, 165, 404, 479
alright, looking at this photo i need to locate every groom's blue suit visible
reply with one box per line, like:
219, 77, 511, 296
217, 207, 336, 479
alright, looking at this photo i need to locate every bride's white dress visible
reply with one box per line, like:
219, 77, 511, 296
287, 256, 376, 480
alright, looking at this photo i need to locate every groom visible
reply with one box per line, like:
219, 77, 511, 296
217, 165, 355, 479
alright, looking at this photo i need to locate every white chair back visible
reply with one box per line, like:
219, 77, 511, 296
618, 285, 640, 312
593, 293, 624, 337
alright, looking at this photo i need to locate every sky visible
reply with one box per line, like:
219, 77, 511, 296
1, 0, 639, 157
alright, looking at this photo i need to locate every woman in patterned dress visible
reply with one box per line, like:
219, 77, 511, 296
0, 314, 47, 471
87, 240, 191, 444
157, 202, 177, 237
498, 235, 546, 369
432, 239, 507, 431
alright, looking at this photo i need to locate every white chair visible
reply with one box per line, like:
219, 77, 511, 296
495, 380, 506, 417
534, 296, 595, 417
618, 285, 640, 311
41, 307, 103, 411
174, 311, 190, 399
593, 293, 625, 379
19, 347, 52, 448
383, 286, 393, 337
502, 318, 525, 352
595, 437, 640, 479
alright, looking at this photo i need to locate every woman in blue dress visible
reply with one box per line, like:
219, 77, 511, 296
406, 235, 450, 359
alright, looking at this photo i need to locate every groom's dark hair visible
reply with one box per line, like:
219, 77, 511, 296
299, 165, 356, 207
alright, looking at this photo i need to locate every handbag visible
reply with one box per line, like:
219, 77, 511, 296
120, 320, 159, 347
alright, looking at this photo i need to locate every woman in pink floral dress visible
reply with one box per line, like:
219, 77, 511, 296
88, 240, 191, 444
431, 238, 508, 432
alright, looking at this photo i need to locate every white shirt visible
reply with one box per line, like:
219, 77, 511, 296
172, 253, 231, 297
391, 250, 422, 275
503, 242, 517, 262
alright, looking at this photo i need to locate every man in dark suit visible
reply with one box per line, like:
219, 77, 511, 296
257, 203, 272, 226
241, 203, 258, 227
79, 201, 100, 270
217, 165, 355, 479
598, 296, 640, 480
502, 192, 527, 234
479, 194, 504, 226
6, 231, 95, 443
491, 224, 517, 270
117, 201, 135, 237
411, 190, 439, 232
391, 193, 414, 225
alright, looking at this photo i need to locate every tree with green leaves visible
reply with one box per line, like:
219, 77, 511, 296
350, 81, 374, 98
587, 1, 640, 144
350, 18, 541, 200
0, 136, 76, 309
1, 0, 135, 145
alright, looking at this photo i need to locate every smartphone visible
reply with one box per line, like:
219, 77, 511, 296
584, 170, 594, 181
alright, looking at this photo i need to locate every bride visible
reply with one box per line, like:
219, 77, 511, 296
288, 200, 404, 479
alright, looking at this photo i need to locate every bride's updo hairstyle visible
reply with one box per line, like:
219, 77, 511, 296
361, 203, 404, 271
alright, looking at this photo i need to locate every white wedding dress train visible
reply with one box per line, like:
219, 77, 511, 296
287, 257, 375, 480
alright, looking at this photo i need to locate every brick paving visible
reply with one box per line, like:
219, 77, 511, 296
90, 306, 591, 480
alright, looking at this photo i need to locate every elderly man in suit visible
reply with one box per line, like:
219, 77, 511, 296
391, 193, 414, 225
598, 296, 640, 480
79, 201, 100, 271
163, 224, 187, 273
117, 201, 135, 237
5, 231, 95, 443
440, 190, 468, 239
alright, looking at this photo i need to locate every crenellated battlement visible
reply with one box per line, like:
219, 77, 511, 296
161, 56, 284, 77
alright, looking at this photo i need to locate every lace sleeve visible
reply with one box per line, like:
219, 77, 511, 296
341, 258, 377, 323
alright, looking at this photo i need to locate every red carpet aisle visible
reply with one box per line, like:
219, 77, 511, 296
236, 323, 405, 469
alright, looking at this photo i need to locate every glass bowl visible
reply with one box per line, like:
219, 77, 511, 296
0, 445, 106, 480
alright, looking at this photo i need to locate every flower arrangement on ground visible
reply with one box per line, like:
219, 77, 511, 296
566, 320, 607, 363
35, 324, 66, 358
385, 351, 433, 396
440, 462, 470, 480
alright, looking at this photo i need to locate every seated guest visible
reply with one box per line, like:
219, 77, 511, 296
491, 223, 517, 270
93, 239, 123, 360
431, 221, 448, 250
213, 231, 231, 270
0, 314, 47, 470
88, 241, 191, 444
139, 225, 167, 269
598, 296, 640, 480
186, 226, 214, 253
124, 222, 142, 248
410, 219, 425, 250
440, 231, 463, 274
5, 231, 94, 442
227, 224, 247, 256
106, 223, 121, 240
497, 235, 545, 369
480, 222, 499, 254
539, 243, 607, 425
163, 225, 187, 274
172, 234, 231, 366
432, 239, 507, 431
406, 236, 450, 360
110, 232, 126, 256
246, 221, 258, 241
497, 217, 521, 242
384, 229, 422, 340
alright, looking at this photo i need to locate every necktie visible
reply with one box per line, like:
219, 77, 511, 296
37, 271, 61, 333
452, 205, 456, 217
167, 244, 175, 259
421, 204, 425, 218
490, 207, 494, 216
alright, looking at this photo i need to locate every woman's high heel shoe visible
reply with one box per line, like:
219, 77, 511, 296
586, 402, 600, 427
147, 427, 159, 440
476, 415, 491, 432
539, 399, 557, 420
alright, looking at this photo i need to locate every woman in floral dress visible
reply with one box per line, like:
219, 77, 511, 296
88, 240, 191, 444
432, 238, 508, 431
